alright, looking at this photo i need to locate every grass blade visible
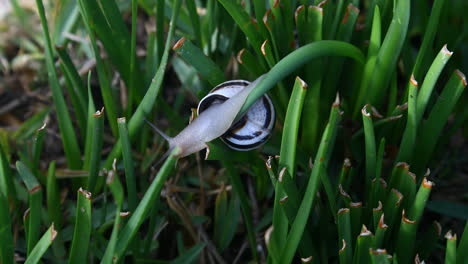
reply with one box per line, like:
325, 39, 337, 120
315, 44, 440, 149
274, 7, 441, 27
68, 188, 92, 264
17, 161, 43, 255
36, 0, 82, 169
24, 224, 57, 264
117, 118, 137, 212
445, 231, 457, 264
457, 221, 468, 264
0, 188, 14, 264
86, 108, 104, 194
238, 41, 364, 119
103, 0, 182, 168
112, 148, 178, 261
279, 98, 342, 263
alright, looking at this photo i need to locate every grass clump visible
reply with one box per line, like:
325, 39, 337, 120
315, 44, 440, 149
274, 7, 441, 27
0, 0, 467, 263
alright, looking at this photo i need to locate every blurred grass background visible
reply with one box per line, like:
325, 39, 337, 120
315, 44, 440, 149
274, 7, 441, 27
0, 0, 468, 263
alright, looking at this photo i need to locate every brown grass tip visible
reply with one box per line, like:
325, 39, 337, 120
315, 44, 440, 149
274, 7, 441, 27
442, 44, 453, 57
294, 5, 305, 22
359, 225, 372, 236
237, 49, 246, 64
279, 167, 287, 182
422, 177, 434, 189
361, 104, 372, 117
93, 107, 105, 117
309, 6, 323, 15
402, 209, 416, 224
265, 156, 273, 170
338, 208, 350, 215
373, 201, 383, 212
410, 74, 418, 87
279, 196, 289, 204
204, 145, 211, 160
51, 223, 58, 241
301, 256, 313, 263
405, 171, 416, 183
117, 117, 126, 123
296, 76, 308, 89
395, 162, 410, 170
455, 69, 467, 86
261, 39, 269, 56
379, 213, 388, 229
369, 248, 388, 255
172, 37, 186, 50
78, 187, 92, 200
350, 201, 362, 208
391, 189, 403, 205
120, 212, 131, 218
318, 0, 328, 8
339, 185, 351, 199
339, 239, 347, 253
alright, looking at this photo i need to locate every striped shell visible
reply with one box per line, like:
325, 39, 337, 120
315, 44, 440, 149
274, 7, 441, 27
197, 80, 275, 151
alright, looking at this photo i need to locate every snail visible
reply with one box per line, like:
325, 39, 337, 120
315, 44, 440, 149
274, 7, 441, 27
146, 74, 275, 159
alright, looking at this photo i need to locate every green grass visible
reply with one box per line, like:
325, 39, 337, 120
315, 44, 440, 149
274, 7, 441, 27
0, 0, 467, 263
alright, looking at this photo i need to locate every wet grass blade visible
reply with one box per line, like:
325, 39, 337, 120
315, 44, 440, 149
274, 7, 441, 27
24, 224, 57, 264
112, 149, 178, 261
117, 118, 137, 212
17, 161, 42, 255
36, 0, 82, 169
68, 188, 92, 264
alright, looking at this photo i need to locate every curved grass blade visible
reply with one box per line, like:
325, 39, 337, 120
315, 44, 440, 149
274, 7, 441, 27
112, 148, 178, 261
36, 0, 82, 169
238, 41, 364, 119
24, 224, 57, 264
415, 45, 453, 124
68, 188, 92, 264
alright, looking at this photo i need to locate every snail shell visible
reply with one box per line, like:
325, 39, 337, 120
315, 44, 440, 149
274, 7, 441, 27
197, 80, 275, 151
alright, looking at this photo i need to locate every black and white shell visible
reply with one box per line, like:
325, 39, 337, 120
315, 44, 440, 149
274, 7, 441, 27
197, 80, 275, 151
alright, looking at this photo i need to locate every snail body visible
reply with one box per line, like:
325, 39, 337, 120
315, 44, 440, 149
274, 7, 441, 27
148, 75, 274, 158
